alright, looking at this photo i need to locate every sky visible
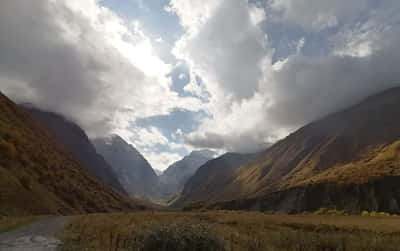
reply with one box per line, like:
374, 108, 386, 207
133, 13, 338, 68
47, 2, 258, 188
1, 0, 400, 170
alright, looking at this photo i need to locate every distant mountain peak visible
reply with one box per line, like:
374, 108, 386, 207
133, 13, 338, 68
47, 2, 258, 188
159, 149, 217, 201
93, 136, 160, 200
189, 149, 217, 159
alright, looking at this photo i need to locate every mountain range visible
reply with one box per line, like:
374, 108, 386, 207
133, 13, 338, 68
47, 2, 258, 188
93, 137, 217, 202
1, 87, 399, 215
177, 87, 400, 213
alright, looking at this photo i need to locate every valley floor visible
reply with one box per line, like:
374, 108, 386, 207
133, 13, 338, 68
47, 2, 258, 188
59, 211, 400, 251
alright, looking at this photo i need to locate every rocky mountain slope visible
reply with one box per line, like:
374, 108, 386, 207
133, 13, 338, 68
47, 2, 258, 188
174, 152, 258, 207
179, 88, 400, 213
25, 107, 126, 195
0, 92, 143, 216
159, 150, 216, 200
93, 135, 160, 200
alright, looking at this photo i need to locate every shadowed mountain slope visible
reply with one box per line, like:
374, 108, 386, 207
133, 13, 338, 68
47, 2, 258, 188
159, 150, 216, 200
174, 152, 258, 207
0, 92, 144, 216
24, 107, 126, 195
178, 87, 400, 213
93, 135, 160, 200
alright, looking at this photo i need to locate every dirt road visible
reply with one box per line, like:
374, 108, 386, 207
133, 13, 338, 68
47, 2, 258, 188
0, 216, 71, 251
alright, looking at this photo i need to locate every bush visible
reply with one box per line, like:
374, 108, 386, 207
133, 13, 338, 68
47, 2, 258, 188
135, 223, 226, 251
314, 208, 347, 216
361, 211, 370, 217
361, 211, 392, 217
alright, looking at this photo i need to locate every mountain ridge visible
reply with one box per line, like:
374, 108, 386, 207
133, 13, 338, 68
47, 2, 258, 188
159, 149, 217, 200
174, 152, 259, 207
0, 92, 143, 215
24, 107, 126, 195
177, 87, 400, 213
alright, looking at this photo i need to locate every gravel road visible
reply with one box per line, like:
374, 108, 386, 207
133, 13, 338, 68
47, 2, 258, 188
0, 216, 71, 251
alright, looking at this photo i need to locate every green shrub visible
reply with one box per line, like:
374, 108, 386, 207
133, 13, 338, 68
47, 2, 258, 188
314, 208, 347, 216
135, 223, 226, 251
361, 211, 370, 217
361, 211, 392, 217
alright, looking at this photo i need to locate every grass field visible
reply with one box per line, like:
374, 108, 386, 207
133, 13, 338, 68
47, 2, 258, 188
60, 211, 400, 251
0, 216, 37, 233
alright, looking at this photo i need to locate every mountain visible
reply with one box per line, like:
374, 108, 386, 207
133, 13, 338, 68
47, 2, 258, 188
0, 92, 143, 216
179, 88, 400, 214
93, 135, 160, 200
24, 107, 126, 195
173, 152, 259, 207
159, 150, 216, 200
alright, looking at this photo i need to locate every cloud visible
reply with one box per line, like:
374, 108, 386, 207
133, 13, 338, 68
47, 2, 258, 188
172, 0, 400, 153
169, 0, 275, 152
0, 0, 203, 138
142, 151, 182, 171
2, 0, 400, 162
263, 1, 400, 127
173, 0, 268, 100
268, 0, 370, 31
114, 125, 183, 170
167, 0, 222, 32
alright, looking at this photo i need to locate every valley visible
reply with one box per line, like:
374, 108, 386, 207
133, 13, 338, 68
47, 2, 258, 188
1, 87, 400, 250
0, 86, 400, 251
3, 0, 400, 249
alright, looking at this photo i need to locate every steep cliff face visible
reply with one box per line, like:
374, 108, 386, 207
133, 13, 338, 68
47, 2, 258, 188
93, 135, 160, 200
25, 107, 126, 194
179, 88, 400, 213
0, 92, 142, 216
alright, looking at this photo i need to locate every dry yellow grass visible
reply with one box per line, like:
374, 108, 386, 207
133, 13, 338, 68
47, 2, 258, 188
61, 211, 400, 251
289, 140, 400, 188
0, 92, 142, 216
0, 216, 37, 233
